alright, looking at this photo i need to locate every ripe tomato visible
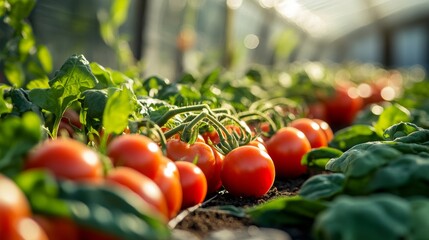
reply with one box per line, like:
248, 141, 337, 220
107, 134, 163, 180
307, 102, 327, 122
14, 217, 48, 240
323, 85, 363, 129
32, 215, 79, 240
79, 228, 120, 240
105, 167, 169, 220
247, 137, 267, 152
175, 161, 207, 209
153, 157, 183, 219
58, 108, 82, 137
25, 138, 103, 182
265, 127, 311, 179
207, 147, 224, 194
0, 174, 31, 239
312, 118, 334, 142
166, 139, 216, 190
288, 118, 327, 148
221, 146, 275, 197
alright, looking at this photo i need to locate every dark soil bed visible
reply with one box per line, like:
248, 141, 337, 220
171, 176, 311, 240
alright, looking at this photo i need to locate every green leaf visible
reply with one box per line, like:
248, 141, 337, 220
103, 87, 133, 135
15, 170, 70, 216
5, 61, 25, 87
0, 86, 12, 115
383, 122, 421, 140
5, 0, 36, 29
80, 89, 108, 129
367, 155, 429, 194
313, 194, 411, 240
29, 54, 98, 137
247, 196, 328, 228
8, 88, 43, 118
26, 78, 50, 90
301, 147, 343, 170
0, 112, 42, 177
325, 142, 402, 177
90, 62, 114, 88
299, 173, 345, 200
374, 103, 411, 137
410, 198, 429, 240
15, 170, 170, 240
37, 45, 53, 73
393, 129, 429, 145
111, 0, 130, 27
49, 54, 98, 94
329, 124, 382, 151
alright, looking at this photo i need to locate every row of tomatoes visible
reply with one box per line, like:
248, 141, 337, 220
0, 115, 333, 239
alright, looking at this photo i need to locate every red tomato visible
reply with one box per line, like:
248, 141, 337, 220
62, 108, 82, 129
79, 228, 120, 240
266, 127, 311, 179
25, 139, 103, 182
201, 130, 220, 145
153, 158, 183, 219
307, 102, 327, 121
323, 85, 363, 129
206, 147, 224, 194
105, 167, 169, 220
166, 139, 216, 190
221, 146, 275, 197
312, 118, 334, 142
289, 118, 327, 148
107, 134, 163, 180
0, 174, 31, 239
33, 215, 79, 240
175, 161, 207, 209
14, 217, 48, 240
247, 137, 267, 152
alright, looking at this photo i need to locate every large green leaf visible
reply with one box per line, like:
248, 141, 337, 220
374, 104, 411, 137
301, 147, 343, 170
247, 196, 328, 228
28, 54, 98, 137
410, 198, 429, 240
325, 142, 401, 177
313, 194, 411, 240
299, 173, 345, 200
329, 125, 382, 151
103, 87, 134, 135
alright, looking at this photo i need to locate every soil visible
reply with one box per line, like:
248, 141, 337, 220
171, 176, 312, 240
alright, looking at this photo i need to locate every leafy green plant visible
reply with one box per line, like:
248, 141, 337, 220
1, 0, 52, 87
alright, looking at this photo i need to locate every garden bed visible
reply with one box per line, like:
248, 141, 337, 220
172, 176, 310, 239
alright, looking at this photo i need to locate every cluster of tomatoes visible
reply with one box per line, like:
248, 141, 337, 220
0, 107, 334, 239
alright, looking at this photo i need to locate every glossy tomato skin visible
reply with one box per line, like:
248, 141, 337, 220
25, 139, 103, 182
166, 139, 216, 191
289, 118, 327, 148
107, 134, 163, 180
221, 146, 275, 197
14, 217, 49, 240
175, 161, 207, 209
58, 108, 82, 137
207, 147, 224, 194
266, 127, 311, 179
105, 167, 169, 220
313, 118, 334, 143
0, 174, 31, 239
323, 86, 363, 130
32, 215, 79, 240
153, 158, 183, 219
